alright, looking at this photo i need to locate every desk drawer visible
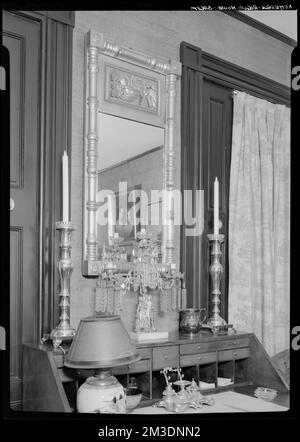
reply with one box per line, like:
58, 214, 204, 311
180, 352, 217, 367
180, 342, 210, 355
216, 338, 250, 351
136, 347, 151, 359
218, 347, 250, 361
153, 346, 179, 370
128, 359, 150, 373
112, 359, 150, 375
180, 337, 250, 355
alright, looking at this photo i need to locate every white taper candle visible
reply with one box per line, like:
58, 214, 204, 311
213, 177, 219, 235
62, 150, 69, 222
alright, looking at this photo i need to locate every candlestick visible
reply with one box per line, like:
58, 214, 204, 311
213, 177, 219, 236
206, 233, 226, 328
62, 150, 69, 222
50, 221, 76, 348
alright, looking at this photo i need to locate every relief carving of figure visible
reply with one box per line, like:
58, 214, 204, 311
142, 85, 157, 110
110, 69, 157, 112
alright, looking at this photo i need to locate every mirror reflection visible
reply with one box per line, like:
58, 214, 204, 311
97, 112, 165, 251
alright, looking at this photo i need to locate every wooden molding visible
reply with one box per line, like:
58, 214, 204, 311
223, 11, 297, 48
2, 9, 75, 27
181, 41, 290, 106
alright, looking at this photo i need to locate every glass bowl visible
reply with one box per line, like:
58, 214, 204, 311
254, 387, 277, 401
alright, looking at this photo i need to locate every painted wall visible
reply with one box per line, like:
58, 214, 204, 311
70, 10, 292, 329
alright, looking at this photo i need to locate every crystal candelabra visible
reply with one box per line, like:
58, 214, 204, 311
95, 233, 128, 315
50, 221, 76, 348
127, 230, 162, 333
95, 229, 186, 333
124, 230, 184, 334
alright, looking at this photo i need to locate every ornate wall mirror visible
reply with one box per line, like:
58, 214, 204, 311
82, 30, 181, 277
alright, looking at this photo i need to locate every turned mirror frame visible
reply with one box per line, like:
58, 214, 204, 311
82, 30, 182, 276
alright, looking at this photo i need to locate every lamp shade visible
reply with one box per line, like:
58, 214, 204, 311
64, 315, 140, 369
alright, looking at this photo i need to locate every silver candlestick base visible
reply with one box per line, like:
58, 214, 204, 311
206, 233, 227, 328
50, 221, 76, 348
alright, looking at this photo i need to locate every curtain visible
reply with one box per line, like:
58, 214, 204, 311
228, 91, 290, 357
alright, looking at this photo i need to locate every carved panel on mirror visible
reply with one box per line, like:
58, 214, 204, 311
83, 30, 181, 277
107, 67, 158, 112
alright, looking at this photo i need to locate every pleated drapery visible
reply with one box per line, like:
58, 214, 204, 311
228, 91, 290, 356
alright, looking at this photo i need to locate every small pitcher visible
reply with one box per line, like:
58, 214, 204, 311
179, 308, 206, 335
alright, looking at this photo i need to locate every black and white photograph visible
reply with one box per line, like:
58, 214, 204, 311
1, 3, 299, 438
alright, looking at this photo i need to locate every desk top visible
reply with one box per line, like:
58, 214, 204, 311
24, 330, 252, 353
134, 330, 251, 348
132, 390, 289, 414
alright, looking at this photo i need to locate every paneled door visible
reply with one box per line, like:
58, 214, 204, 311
201, 79, 233, 320
3, 10, 74, 412
4, 11, 41, 409
180, 42, 233, 318
181, 75, 232, 316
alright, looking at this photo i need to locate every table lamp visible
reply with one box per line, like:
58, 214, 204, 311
64, 315, 140, 413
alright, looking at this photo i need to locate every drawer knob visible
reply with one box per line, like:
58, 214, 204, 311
233, 352, 237, 357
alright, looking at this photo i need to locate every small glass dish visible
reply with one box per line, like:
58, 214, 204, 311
254, 387, 277, 402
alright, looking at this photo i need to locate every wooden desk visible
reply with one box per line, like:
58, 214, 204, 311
22, 331, 289, 412
133, 390, 289, 414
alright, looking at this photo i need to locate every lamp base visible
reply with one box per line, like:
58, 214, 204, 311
77, 369, 126, 413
